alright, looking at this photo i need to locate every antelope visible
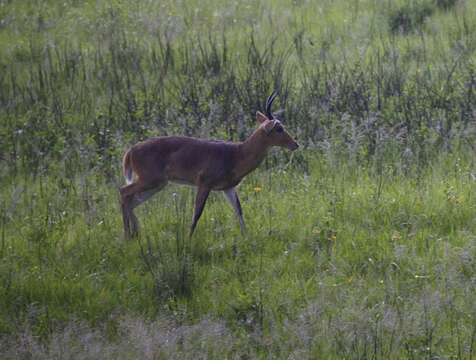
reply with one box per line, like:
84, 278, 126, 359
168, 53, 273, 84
120, 92, 299, 238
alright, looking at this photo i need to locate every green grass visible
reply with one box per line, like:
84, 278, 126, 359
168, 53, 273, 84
1, 152, 476, 358
2, 0, 476, 358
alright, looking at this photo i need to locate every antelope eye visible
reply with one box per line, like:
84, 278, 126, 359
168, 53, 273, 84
275, 125, 283, 133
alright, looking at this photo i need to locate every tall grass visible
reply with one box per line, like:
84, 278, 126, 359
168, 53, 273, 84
1, 0, 475, 177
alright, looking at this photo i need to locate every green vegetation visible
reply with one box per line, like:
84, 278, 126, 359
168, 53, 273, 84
1, 0, 476, 358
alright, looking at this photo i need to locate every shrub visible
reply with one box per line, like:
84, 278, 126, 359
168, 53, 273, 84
388, 1, 434, 34
434, 0, 459, 10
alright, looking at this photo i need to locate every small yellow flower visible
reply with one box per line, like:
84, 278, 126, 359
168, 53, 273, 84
447, 194, 462, 205
391, 231, 401, 242
445, 186, 461, 205
254, 186, 262, 193
329, 234, 337, 242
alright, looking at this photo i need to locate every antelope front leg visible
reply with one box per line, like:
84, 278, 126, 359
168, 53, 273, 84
224, 187, 246, 234
190, 186, 211, 237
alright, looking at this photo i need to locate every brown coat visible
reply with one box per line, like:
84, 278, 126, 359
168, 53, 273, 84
119, 99, 299, 239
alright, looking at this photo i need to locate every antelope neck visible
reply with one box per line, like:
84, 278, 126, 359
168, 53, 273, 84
236, 129, 270, 178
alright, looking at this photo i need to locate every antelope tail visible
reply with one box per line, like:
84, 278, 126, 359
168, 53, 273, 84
123, 149, 133, 185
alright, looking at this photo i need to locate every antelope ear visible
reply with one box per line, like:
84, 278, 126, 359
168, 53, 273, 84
263, 120, 277, 134
256, 111, 268, 124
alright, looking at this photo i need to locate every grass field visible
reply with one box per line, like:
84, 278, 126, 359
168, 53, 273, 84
1, 0, 476, 358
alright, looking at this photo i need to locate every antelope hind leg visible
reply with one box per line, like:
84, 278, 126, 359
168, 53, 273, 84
128, 185, 166, 237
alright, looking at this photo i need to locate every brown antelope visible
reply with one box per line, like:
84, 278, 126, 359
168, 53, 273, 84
120, 92, 299, 238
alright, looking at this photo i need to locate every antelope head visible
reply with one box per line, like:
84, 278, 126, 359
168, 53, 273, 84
255, 91, 299, 151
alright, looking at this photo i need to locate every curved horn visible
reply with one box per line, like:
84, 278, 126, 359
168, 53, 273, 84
265, 91, 278, 119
